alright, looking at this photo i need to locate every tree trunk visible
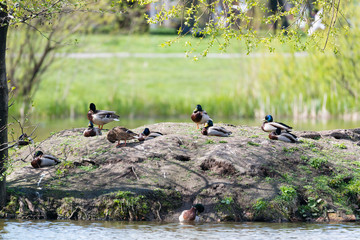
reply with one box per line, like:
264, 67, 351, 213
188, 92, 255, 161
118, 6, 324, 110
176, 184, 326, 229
0, 4, 9, 207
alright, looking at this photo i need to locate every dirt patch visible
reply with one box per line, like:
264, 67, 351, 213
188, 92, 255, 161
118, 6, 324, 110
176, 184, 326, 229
3, 123, 360, 222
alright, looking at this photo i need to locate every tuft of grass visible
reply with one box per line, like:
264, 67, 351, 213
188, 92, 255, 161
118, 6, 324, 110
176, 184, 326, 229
333, 143, 347, 149
309, 157, 328, 169
205, 139, 215, 144
283, 147, 299, 153
78, 165, 98, 172
247, 141, 260, 147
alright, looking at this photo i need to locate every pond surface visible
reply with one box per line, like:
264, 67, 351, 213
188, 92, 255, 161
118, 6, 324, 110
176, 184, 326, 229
8, 117, 360, 142
0, 220, 360, 240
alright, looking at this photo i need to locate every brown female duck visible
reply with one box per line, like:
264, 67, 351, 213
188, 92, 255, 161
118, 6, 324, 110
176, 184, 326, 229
107, 126, 138, 147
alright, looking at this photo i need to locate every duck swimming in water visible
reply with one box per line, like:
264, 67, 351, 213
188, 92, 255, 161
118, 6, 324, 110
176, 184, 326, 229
201, 120, 232, 137
87, 103, 120, 129
107, 126, 138, 147
261, 114, 292, 134
137, 128, 163, 141
31, 151, 61, 168
191, 104, 212, 129
179, 204, 205, 222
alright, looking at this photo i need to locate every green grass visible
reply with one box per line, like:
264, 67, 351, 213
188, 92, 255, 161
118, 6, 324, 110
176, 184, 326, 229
7, 31, 360, 119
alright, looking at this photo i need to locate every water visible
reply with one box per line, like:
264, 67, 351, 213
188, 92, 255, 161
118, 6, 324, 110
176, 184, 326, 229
0, 220, 360, 239
8, 117, 360, 143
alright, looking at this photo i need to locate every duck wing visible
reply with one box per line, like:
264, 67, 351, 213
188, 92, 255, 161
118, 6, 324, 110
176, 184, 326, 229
95, 110, 120, 120
208, 127, 232, 136
41, 155, 61, 165
263, 122, 292, 132
273, 121, 292, 130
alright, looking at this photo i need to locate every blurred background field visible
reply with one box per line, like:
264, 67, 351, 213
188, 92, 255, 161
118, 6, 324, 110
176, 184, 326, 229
5, 1, 360, 140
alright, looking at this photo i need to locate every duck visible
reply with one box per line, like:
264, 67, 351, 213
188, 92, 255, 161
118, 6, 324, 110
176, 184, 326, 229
107, 126, 138, 147
179, 204, 205, 222
87, 103, 120, 129
17, 133, 34, 146
83, 121, 102, 137
201, 120, 232, 137
137, 128, 163, 141
261, 114, 292, 134
268, 131, 299, 143
31, 151, 61, 168
191, 104, 212, 129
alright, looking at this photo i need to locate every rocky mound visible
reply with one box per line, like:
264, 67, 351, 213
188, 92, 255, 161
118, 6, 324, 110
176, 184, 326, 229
3, 123, 360, 222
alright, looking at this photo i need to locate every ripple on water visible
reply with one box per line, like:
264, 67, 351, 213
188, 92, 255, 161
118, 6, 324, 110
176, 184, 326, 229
1, 220, 360, 240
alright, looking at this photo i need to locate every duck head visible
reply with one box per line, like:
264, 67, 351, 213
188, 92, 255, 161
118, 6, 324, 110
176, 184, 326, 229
204, 119, 214, 128
143, 128, 151, 136
88, 121, 94, 128
194, 104, 203, 112
193, 203, 205, 213
89, 103, 96, 112
264, 115, 273, 123
34, 150, 44, 158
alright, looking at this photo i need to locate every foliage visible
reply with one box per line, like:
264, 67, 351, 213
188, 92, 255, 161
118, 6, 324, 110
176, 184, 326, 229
309, 157, 328, 169
279, 185, 297, 202
253, 198, 269, 215
111, 191, 150, 220
146, 0, 350, 55
298, 197, 324, 218
247, 141, 260, 146
333, 143, 347, 149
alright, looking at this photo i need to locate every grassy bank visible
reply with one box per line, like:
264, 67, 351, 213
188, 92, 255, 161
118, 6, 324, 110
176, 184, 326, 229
8, 33, 360, 120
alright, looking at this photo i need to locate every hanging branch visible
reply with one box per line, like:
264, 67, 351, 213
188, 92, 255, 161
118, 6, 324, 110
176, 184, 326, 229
323, 0, 341, 50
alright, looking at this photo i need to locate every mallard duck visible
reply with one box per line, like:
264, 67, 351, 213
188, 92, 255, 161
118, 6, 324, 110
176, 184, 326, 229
179, 204, 205, 222
201, 120, 232, 137
107, 126, 138, 147
137, 128, 163, 141
31, 151, 61, 168
268, 131, 299, 143
191, 104, 212, 129
83, 121, 102, 137
18, 133, 34, 146
261, 114, 292, 134
87, 103, 120, 129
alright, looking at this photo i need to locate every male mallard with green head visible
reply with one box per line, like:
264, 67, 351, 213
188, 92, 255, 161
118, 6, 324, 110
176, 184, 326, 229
201, 120, 232, 137
261, 114, 292, 134
137, 128, 163, 141
31, 151, 61, 168
191, 104, 212, 129
268, 131, 299, 143
83, 121, 102, 137
87, 103, 120, 129
107, 126, 138, 147
179, 204, 205, 222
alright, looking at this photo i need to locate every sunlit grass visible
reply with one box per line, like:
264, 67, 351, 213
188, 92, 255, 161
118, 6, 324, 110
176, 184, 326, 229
8, 32, 360, 120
